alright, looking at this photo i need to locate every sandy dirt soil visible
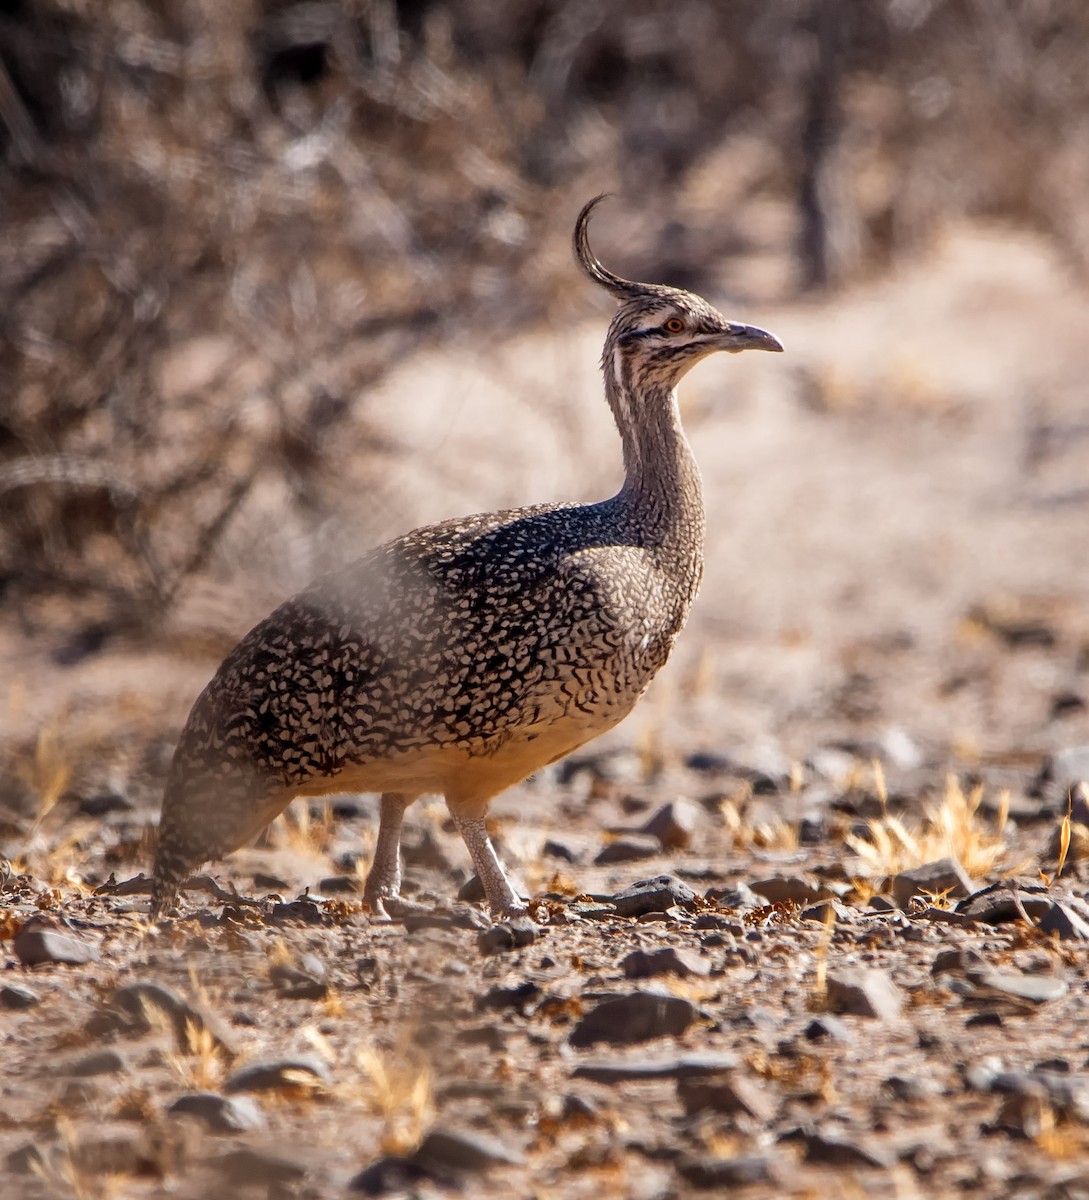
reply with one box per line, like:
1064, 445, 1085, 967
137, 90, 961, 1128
3, 222, 1089, 1199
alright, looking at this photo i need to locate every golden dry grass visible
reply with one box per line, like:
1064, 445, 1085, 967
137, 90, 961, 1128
845, 774, 1012, 881
272, 800, 337, 860
719, 796, 801, 853
350, 1043, 434, 1157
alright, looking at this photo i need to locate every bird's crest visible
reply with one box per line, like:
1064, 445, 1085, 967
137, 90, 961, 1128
574, 195, 661, 302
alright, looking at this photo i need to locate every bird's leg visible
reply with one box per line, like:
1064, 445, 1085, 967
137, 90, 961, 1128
363, 792, 414, 918
447, 804, 528, 920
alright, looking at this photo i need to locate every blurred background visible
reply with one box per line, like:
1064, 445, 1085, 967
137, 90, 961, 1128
2, 0, 1089, 835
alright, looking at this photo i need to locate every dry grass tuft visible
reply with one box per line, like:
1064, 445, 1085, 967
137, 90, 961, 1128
808, 903, 836, 1011
272, 800, 337, 860
845, 775, 1010, 881
350, 1043, 434, 1156
719, 797, 800, 852
166, 1021, 227, 1092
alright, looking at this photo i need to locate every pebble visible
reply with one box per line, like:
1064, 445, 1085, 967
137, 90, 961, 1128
825, 968, 903, 1021
14, 924, 99, 967
967, 1064, 1089, 1131
572, 1052, 739, 1083
0, 984, 40, 1010
542, 838, 581, 862
804, 1015, 852, 1043
1038, 901, 1089, 941
350, 1156, 428, 1193
77, 791, 132, 816
884, 1073, 940, 1101
351, 1127, 524, 1192
594, 834, 661, 864
677, 1071, 777, 1121
215, 1147, 308, 1185
169, 1092, 267, 1132
622, 947, 710, 979
705, 882, 762, 910
693, 912, 743, 933
750, 876, 834, 906
640, 799, 700, 850
890, 857, 973, 909
319, 874, 361, 894
676, 1153, 775, 1187
477, 915, 538, 954
802, 1129, 893, 1168
611, 876, 697, 917
958, 881, 1052, 923
91, 981, 235, 1055
64, 1049, 128, 1078
413, 1127, 525, 1172
476, 981, 543, 1014
565, 902, 618, 921
252, 871, 290, 890
267, 898, 328, 925
1035, 746, 1089, 806
569, 989, 699, 1047
270, 957, 328, 1000
224, 1056, 329, 1093
964, 967, 1069, 1004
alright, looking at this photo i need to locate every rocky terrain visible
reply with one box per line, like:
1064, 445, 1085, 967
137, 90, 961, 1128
4, 218, 1089, 1198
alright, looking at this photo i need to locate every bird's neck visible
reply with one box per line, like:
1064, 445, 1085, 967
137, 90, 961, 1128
605, 369, 706, 567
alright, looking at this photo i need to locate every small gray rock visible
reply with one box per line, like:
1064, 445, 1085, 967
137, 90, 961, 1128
594, 834, 661, 864
750, 876, 834, 906
476, 981, 543, 1014
802, 1130, 892, 1168
884, 1074, 941, 1101
169, 1092, 266, 1133
215, 1147, 308, 1185
966, 967, 1069, 1004
413, 1128, 525, 1172
611, 876, 697, 917
570, 989, 699, 1047
1038, 902, 1089, 941
640, 799, 700, 850
542, 839, 581, 862
14, 926, 99, 966
705, 882, 762, 911
64, 1049, 127, 1078
572, 1052, 739, 1083
91, 981, 234, 1055
891, 858, 973, 909
477, 915, 538, 954
0, 984, 40, 1010
826, 968, 903, 1021
318, 874, 361, 894
1036, 746, 1089, 803
677, 1072, 777, 1121
694, 912, 743, 932
677, 1154, 776, 1187
804, 1015, 852, 1043
622, 947, 710, 979
224, 1056, 329, 1093
958, 881, 1052, 923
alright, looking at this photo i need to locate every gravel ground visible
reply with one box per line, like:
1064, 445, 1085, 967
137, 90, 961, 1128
3, 223, 1089, 1198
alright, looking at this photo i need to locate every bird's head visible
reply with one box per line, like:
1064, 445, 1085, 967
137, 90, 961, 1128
574, 195, 783, 389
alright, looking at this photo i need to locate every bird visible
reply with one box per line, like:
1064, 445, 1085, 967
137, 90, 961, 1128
149, 196, 782, 922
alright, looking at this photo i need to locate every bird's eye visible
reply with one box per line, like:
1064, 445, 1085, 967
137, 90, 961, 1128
664, 317, 685, 334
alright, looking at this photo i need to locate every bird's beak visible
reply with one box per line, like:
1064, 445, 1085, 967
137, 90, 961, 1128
717, 323, 784, 354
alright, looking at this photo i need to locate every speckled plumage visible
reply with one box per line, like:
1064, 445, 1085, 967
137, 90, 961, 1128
150, 196, 782, 920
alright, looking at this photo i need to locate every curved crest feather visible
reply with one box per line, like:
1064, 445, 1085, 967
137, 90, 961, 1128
573, 195, 646, 301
